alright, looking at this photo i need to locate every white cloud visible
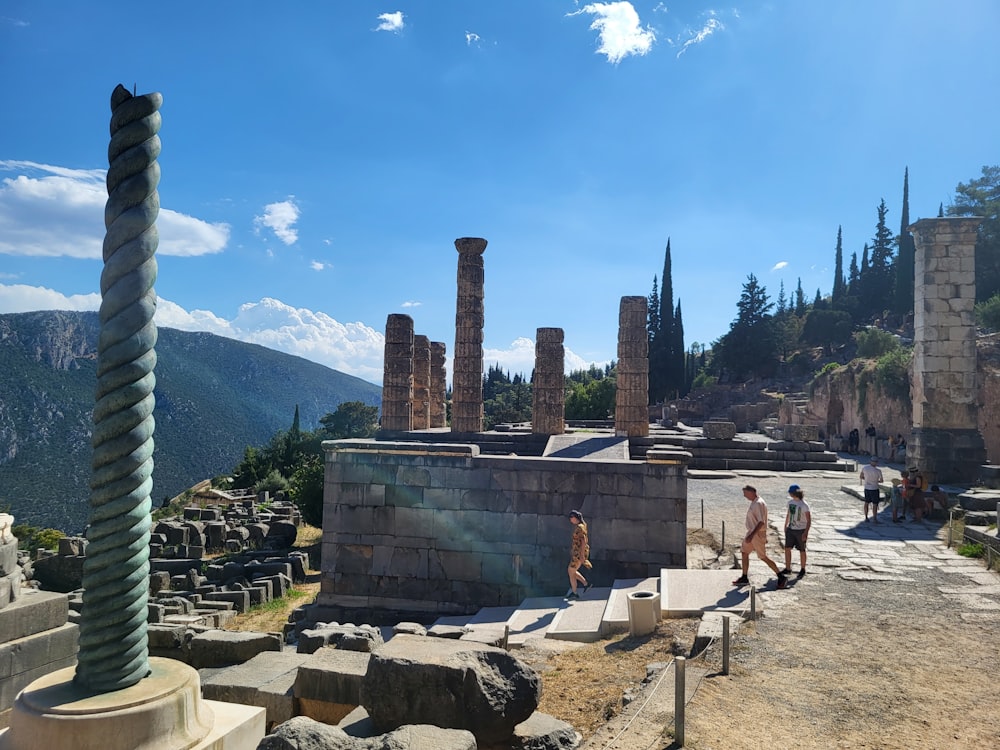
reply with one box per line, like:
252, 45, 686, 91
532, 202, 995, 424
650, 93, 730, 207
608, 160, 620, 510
465, 31, 481, 46
0, 161, 229, 258
484, 337, 602, 376
570, 2, 656, 64
676, 16, 723, 58
400, 300, 422, 308
310, 260, 330, 271
0, 283, 101, 312
375, 11, 404, 33
771, 261, 788, 272
253, 199, 299, 245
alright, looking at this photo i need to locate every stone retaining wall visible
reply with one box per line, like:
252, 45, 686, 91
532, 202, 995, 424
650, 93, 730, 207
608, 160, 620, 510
317, 440, 689, 618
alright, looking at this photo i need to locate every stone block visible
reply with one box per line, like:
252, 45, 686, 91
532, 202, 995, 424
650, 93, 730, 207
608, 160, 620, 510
703, 422, 737, 439
187, 630, 282, 669
0, 590, 68, 641
0, 622, 78, 680
202, 651, 311, 729
204, 589, 251, 613
294, 647, 371, 705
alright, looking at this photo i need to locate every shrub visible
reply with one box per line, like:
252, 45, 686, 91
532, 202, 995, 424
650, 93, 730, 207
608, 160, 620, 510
975, 292, 1000, 332
855, 328, 900, 358
254, 469, 290, 495
957, 542, 985, 558
873, 347, 912, 403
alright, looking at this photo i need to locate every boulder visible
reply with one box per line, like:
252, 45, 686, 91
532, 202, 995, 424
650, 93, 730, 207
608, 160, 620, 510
361, 634, 541, 744
187, 629, 282, 668
258, 716, 476, 750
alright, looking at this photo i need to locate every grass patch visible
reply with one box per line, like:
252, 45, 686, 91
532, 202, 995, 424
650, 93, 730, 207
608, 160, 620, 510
957, 542, 985, 558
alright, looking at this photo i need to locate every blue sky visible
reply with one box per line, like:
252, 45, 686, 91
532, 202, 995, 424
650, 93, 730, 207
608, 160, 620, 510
1, 2, 997, 386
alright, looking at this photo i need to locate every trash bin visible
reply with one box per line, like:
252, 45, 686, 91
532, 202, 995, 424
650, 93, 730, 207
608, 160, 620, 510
626, 590, 661, 637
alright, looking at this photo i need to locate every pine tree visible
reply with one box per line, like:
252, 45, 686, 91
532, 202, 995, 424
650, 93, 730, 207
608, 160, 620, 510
893, 168, 915, 316
832, 226, 846, 304
794, 278, 806, 316
776, 280, 787, 315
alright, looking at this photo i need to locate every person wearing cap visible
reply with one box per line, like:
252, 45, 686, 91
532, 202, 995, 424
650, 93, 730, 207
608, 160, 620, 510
780, 485, 811, 578
566, 510, 592, 600
859, 456, 884, 523
732, 485, 787, 589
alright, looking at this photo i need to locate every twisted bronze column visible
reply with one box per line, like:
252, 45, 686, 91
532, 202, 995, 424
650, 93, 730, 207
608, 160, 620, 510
75, 84, 161, 692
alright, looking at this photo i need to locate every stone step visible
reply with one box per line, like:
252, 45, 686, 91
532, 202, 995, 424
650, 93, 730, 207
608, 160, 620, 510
601, 577, 659, 634
544, 588, 612, 643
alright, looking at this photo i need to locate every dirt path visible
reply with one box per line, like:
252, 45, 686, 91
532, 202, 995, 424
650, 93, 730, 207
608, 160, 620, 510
675, 472, 1000, 750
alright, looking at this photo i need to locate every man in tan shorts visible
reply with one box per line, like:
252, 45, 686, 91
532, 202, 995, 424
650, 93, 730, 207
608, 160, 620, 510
732, 485, 787, 589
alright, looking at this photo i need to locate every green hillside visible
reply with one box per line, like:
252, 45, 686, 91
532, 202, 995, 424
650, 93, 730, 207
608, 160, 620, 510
0, 310, 381, 533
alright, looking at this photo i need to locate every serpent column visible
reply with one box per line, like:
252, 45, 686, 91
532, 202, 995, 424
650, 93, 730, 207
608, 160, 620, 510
75, 83, 161, 692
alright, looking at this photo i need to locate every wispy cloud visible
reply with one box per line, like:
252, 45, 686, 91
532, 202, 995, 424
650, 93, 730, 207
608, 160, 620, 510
401, 300, 422, 308
0, 16, 29, 28
676, 15, 723, 58
310, 260, 330, 271
465, 31, 481, 46
771, 261, 788, 272
254, 199, 299, 245
569, 2, 656, 64
375, 11, 404, 33
0, 161, 229, 258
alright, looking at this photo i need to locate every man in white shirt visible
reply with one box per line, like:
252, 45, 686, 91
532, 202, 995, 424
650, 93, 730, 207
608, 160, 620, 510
732, 485, 787, 589
781, 484, 812, 578
859, 456, 884, 524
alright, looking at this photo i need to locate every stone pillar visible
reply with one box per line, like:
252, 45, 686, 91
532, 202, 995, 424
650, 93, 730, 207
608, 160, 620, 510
452, 237, 487, 433
907, 217, 987, 482
382, 314, 414, 431
615, 296, 650, 437
430, 341, 448, 428
412, 334, 431, 430
532, 328, 565, 435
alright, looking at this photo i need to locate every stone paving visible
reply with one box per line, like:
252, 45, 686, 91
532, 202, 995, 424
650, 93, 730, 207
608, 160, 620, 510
689, 469, 1000, 619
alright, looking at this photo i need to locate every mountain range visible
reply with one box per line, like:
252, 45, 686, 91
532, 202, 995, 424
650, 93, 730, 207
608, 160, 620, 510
0, 310, 381, 533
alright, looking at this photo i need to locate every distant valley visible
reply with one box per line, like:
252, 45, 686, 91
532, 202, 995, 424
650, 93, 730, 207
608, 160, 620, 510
0, 310, 381, 533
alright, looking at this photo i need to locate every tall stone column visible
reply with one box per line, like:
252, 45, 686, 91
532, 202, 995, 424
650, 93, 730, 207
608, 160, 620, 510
412, 334, 431, 430
532, 328, 565, 435
907, 217, 987, 482
452, 237, 486, 433
382, 314, 414, 431
615, 296, 650, 437
430, 341, 448, 428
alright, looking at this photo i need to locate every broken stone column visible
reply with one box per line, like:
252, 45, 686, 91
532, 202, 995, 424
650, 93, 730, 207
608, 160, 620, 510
615, 296, 650, 437
381, 314, 414, 431
430, 341, 448, 428
452, 237, 486, 433
907, 217, 988, 482
412, 334, 431, 430
532, 328, 565, 435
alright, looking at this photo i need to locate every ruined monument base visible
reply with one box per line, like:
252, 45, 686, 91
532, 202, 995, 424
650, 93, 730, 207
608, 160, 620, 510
0, 657, 265, 750
908, 427, 988, 484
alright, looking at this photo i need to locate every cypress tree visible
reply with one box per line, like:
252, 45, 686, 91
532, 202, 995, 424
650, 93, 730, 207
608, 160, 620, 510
832, 226, 845, 304
647, 275, 662, 400
794, 278, 806, 316
776, 280, 787, 315
893, 168, 915, 316
671, 299, 685, 397
848, 252, 860, 294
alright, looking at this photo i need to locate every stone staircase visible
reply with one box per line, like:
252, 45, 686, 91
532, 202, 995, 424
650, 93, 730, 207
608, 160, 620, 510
431, 569, 752, 646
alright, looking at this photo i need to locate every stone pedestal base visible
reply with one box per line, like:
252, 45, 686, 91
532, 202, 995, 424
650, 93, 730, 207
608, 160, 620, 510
908, 428, 988, 484
0, 657, 265, 750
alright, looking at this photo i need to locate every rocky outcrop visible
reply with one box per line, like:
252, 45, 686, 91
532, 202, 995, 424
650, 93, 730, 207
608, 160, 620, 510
361, 635, 542, 745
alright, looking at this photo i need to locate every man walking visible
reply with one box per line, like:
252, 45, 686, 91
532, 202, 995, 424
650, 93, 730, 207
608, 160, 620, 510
860, 456, 884, 523
733, 485, 787, 589
781, 484, 811, 578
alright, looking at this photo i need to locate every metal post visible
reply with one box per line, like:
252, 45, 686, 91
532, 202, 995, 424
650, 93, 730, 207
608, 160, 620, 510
700, 498, 704, 530
674, 656, 686, 747
721, 520, 725, 551
722, 616, 730, 675
750, 585, 757, 620
948, 510, 953, 548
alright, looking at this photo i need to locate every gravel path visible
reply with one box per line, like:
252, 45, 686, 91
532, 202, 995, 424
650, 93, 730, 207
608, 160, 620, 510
672, 469, 1000, 750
